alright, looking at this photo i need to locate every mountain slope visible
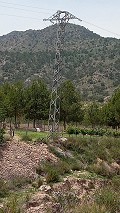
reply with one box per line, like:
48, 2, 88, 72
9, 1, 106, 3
0, 23, 120, 101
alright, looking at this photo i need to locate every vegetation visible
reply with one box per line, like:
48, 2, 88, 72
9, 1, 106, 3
0, 24, 120, 211
16, 130, 48, 141
0, 24, 120, 101
0, 79, 120, 130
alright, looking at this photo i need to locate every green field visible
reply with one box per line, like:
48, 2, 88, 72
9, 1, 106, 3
15, 130, 49, 141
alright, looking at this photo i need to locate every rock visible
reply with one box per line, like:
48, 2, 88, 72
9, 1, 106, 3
4, 133, 11, 141
96, 158, 102, 165
102, 161, 113, 175
0, 204, 4, 209
111, 162, 120, 174
39, 185, 52, 193
59, 137, 67, 142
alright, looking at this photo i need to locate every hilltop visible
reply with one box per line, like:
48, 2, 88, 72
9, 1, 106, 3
0, 23, 120, 101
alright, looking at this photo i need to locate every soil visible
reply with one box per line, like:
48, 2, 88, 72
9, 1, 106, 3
0, 136, 57, 180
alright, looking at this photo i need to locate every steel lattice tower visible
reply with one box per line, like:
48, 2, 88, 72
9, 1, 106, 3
44, 11, 81, 134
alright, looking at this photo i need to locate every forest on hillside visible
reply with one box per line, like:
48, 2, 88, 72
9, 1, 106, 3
0, 24, 120, 101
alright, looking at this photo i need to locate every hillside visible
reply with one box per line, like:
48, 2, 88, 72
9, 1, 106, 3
0, 133, 120, 212
0, 23, 120, 101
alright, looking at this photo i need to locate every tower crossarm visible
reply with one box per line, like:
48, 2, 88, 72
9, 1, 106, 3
43, 10, 82, 24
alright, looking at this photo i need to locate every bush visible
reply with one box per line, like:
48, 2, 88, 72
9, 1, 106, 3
57, 161, 71, 175
46, 167, 60, 183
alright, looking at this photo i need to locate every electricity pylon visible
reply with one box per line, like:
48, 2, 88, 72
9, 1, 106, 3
44, 10, 82, 134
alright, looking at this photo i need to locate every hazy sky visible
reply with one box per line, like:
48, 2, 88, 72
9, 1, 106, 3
0, 0, 120, 38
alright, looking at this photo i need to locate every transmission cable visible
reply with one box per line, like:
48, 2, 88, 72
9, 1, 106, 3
0, 13, 44, 21
0, 0, 54, 11
82, 19, 120, 37
0, 4, 51, 14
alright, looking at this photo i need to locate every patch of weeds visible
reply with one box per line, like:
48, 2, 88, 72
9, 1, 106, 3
32, 178, 43, 188
73, 203, 107, 213
96, 186, 120, 213
36, 163, 45, 175
88, 161, 117, 178
53, 191, 79, 212
11, 177, 32, 189
36, 137, 48, 144
111, 175, 120, 191
36, 159, 72, 184
1, 195, 21, 213
0, 179, 10, 198
57, 161, 71, 175
77, 171, 102, 179
49, 146, 65, 159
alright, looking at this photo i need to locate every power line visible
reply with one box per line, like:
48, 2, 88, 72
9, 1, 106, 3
0, 0, 54, 12
82, 19, 120, 37
0, 13, 44, 21
0, 4, 51, 14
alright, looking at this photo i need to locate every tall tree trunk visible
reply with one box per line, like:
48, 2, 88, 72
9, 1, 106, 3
63, 117, 66, 131
9, 117, 12, 137
33, 119, 36, 128
14, 110, 17, 128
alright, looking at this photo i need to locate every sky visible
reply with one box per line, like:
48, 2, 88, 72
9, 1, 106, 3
0, 0, 120, 38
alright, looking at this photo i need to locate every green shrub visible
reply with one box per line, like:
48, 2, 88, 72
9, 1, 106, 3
112, 131, 120, 138
67, 126, 76, 135
46, 167, 60, 183
57, 161, 71, 175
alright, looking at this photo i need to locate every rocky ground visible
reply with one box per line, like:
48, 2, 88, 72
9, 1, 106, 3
0, 137, 57, 180
25, 176, 107, 213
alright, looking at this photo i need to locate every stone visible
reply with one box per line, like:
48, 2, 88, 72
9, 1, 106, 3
39, 185, 52, 193
0, 204, 4, 209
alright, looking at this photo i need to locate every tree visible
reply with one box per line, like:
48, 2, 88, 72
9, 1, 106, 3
102, 88, 120, 129
2, 82, 25, 128
59, 80, 83, 130
0, 88, 6, 122
24, 80, 50, 128
84, 102, 100, 128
